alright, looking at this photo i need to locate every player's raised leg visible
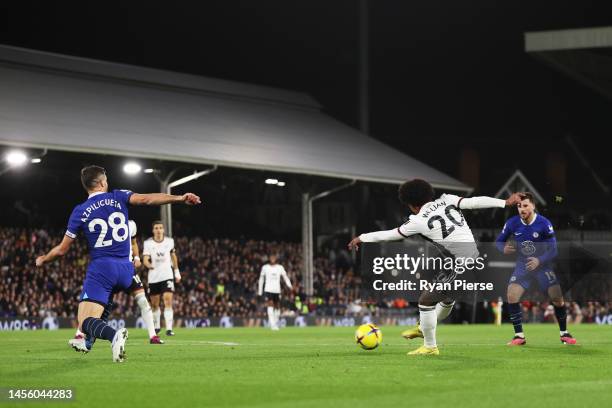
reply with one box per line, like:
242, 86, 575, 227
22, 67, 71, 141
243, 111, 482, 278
507, 283, 526, 346
548, 284, 577, 344
163, 291, 175, 336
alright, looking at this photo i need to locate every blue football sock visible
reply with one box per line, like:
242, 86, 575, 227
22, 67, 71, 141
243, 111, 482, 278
82, 317, 116, 342
100, 301, 114, 322
508, 303, 523, 335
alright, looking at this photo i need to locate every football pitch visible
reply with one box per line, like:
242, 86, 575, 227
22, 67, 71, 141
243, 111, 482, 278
1, 324, 611, 408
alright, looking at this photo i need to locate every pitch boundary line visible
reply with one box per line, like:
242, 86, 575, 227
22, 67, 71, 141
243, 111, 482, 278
127, 341, 611, 347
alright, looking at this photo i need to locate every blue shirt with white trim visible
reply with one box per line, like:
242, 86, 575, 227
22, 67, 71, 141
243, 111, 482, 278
65, 189, 133, 260
495, 213, 558, 273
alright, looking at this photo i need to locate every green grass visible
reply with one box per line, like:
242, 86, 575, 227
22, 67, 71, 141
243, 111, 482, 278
1, 324, 611, 408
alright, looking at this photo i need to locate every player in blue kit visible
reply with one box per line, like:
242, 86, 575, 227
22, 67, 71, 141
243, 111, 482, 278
35, 165, 201, 362
496, 192, 577, 346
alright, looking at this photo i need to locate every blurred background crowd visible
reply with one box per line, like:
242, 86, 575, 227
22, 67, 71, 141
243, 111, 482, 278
1, 227, 611, 323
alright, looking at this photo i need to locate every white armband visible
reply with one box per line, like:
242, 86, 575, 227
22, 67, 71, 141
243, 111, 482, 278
174, 268, 181, 279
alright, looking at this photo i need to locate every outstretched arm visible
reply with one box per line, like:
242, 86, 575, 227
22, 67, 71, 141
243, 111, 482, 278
129, 192, 201, 206
348, 227, 409, 251
35, 235, 74, 266
458, 193, 522, 210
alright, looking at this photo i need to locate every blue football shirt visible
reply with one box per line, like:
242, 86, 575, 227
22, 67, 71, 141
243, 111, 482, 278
495, 213, 558, 273
65, 189, 133, 260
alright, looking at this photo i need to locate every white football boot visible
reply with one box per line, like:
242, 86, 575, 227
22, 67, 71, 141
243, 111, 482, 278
68, 336, 89, 353
111, 328, 129, 362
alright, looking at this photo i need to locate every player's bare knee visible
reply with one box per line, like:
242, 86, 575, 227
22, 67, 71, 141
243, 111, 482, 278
150, 296, 160, 309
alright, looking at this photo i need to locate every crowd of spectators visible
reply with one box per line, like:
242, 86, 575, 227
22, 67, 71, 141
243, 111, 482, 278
0, 227, 361, 320
1, 227, 611, 323
515, 301, 612, 324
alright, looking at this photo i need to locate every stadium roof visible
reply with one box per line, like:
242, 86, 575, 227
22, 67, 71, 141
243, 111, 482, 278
525, 26, 612, 101
0, 44, 470, 192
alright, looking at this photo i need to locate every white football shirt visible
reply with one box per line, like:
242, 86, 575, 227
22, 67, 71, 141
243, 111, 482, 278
360, 194, 505, 258
143, 236, 175, 284
258, 264, 292, 295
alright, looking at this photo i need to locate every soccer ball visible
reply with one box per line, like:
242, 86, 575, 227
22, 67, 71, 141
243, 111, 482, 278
355, 323, 382, 350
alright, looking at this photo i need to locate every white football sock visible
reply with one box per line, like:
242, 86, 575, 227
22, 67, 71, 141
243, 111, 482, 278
164, 308, 174, 331
135, 293, 156, 339
274, 308, 281, 328
435, 301, 455, 322
153, 308, 161, 330
75, 328, 84, 337
419, 305, 437, 348
267, 306, 276, 328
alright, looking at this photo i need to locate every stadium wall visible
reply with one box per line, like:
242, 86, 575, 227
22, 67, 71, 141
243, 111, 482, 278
3, 313, 612, 331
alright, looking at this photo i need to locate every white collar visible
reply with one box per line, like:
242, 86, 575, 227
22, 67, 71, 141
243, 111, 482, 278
88, 191, 105, 199
520, 213, 538, 226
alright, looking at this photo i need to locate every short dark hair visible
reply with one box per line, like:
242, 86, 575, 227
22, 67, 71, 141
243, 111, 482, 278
152, 220, 164, 229
398, 179, 435, 208
80, 165, 106, 191
520, 192, 536, 205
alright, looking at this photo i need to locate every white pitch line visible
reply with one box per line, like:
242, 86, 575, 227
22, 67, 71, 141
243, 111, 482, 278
127, 341, 611, 347
130, 340, 240, 346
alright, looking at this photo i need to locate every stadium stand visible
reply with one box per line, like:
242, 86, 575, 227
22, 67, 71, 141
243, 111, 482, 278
1, 227, 610, 323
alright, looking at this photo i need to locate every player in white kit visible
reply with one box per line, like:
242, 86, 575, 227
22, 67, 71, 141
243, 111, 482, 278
348, 179, 521, 355
143, 221, 181, 336
258, 254, 292, 330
